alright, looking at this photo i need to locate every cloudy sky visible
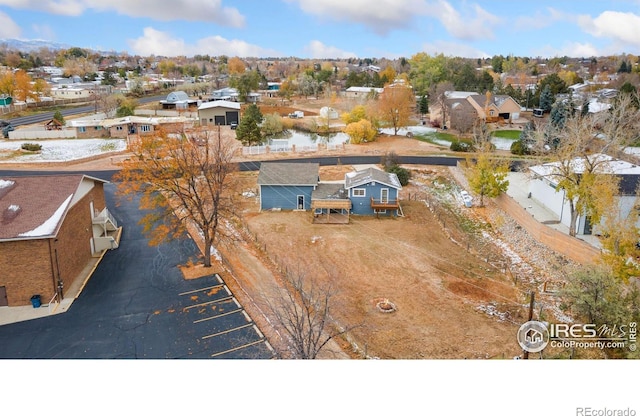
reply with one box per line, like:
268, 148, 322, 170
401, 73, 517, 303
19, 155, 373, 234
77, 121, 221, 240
1, 0, 640, 59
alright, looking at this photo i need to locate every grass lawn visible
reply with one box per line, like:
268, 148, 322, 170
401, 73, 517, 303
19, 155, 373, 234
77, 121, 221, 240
491, 130, 521, 139
414, 131, 459, 145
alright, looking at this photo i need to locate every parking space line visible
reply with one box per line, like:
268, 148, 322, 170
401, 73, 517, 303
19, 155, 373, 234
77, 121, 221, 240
223, 285, 231, 296
183, 296, 233, 310
253, 325, 264, 338
210, 339, 266, 358
179, 282, 223, 296
201, 323, 254, 340
193, 308, 242, 324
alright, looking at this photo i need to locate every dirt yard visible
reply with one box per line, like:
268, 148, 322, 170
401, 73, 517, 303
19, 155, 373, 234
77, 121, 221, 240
233, 165, 530, 359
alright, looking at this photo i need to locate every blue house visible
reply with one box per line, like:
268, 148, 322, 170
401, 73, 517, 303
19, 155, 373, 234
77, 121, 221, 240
258, 163, 402, 220
344, 168, 402, 217
257, 163, 319, 211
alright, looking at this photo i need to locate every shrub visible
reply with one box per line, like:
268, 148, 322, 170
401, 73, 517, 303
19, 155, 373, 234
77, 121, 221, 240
450, 140, 473, 152
344, 119, 377, 144
510, 139, 530, 155
387, 165, 410, 186
21, 143, 42, 152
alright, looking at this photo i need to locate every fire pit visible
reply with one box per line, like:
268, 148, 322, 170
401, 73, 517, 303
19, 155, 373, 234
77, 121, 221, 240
375, 298, 397, 313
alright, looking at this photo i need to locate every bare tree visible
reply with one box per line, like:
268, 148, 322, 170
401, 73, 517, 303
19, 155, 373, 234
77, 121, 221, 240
265, 270, 354, 359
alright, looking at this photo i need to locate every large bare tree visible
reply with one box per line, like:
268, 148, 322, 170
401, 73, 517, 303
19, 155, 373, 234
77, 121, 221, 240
265, 270, 355, 359
115, 127, 238, 267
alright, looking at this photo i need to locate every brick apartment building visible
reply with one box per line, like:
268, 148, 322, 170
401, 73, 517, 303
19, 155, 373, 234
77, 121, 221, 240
0, 175, 120, 307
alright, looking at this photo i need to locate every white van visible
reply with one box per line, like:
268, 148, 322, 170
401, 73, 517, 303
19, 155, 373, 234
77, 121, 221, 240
533, 108, 544, 118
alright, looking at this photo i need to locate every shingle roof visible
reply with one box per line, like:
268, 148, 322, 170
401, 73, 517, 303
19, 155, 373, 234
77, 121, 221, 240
257, 163, 319, 186
0, 175, 90, 240
344, 167, 401, 189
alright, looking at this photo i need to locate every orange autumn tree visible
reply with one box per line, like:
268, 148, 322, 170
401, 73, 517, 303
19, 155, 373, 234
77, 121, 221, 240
115, 128, 238, 267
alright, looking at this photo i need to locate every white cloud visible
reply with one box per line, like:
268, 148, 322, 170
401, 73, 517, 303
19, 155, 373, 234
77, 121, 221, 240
128, 27, 279, 57
425, 0, 501, 40
0, 0, 245, 26
303, 40, 357, 59
534, 41, 601, 58
420, 40, 489, 58
286, 0, 428, 34
0, 11, 21, 38
578, 11, 640, 48
513, 7, 566, 31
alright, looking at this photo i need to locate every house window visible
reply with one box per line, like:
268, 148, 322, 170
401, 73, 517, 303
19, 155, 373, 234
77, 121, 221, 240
140, 125, 151, 132
115, 126, 123, 131
352, 188, 366, 197
490, 110, 495, 116
78, 127, 86, 133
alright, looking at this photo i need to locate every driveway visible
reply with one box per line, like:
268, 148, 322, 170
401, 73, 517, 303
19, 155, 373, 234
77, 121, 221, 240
0, 184, 274, 359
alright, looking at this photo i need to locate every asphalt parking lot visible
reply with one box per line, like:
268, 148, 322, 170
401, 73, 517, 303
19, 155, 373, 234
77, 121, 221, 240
0, 184, 274, 359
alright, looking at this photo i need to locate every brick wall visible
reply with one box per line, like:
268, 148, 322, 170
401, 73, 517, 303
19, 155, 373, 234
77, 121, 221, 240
54, 182, 106, 299
0, 239, 55, 305
0, 181, 106, 306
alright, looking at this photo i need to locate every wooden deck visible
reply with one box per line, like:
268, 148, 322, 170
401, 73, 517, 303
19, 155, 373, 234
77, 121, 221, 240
370, 197, 400, 210
312, 212, 350, 224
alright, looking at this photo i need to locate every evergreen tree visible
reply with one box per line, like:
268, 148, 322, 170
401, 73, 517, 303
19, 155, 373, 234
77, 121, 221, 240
418, 95, 429, 116
53, 110, 65, 126
236, 104, 263, 146
539, 84, 554, 113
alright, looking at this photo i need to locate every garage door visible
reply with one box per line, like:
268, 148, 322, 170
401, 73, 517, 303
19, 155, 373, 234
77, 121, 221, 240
214, 116, 226, 125
226, 111, 239, 125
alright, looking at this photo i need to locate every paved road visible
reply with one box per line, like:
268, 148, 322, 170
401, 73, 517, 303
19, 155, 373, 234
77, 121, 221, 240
4, 94, 165, 127
0, 184, 274, 359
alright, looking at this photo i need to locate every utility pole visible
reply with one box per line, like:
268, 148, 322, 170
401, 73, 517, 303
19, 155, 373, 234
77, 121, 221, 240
523, 291, 535, 359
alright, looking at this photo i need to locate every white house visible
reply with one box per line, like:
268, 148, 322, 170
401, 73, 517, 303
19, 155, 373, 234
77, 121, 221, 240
528, 154, 640, 235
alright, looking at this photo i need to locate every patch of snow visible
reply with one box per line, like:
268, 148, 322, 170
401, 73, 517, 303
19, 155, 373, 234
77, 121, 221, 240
380, 125, 437, 136
19, 194, 72, 237
0, 139, 126, 162
0, 179, 15, 188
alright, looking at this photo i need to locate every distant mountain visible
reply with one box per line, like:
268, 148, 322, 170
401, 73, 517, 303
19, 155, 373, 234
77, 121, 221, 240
0, 38, 71, 52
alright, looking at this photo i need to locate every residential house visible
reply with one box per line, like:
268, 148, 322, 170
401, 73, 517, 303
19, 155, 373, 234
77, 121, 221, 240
197, 101, 241, 127
528, 154, 640, 235
257, 163, 403, 222
430, 91, 521, 130
344, 86, 384, 99
0, 175, 120, 307
257, 163, 320, 211
344, 167, 402, 217
159, 91, 198, 110
69, 116, 193, 139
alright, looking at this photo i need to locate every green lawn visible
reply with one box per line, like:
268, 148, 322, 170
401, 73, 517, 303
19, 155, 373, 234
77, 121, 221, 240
414, 131, 459, 145
491, 130, 521, 139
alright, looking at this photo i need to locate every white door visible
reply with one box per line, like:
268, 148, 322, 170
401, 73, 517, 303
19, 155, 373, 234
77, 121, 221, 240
380, 188, 389, 203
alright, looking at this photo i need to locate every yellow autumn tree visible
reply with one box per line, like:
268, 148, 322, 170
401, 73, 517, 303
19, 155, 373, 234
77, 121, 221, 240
375, 83, 415, 135
344, 119, 377, 144
115, 128, 239, 267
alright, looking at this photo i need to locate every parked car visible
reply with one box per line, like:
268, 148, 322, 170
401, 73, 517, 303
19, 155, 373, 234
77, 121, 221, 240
230, 122, 238, 130
2, 123, 14, 138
